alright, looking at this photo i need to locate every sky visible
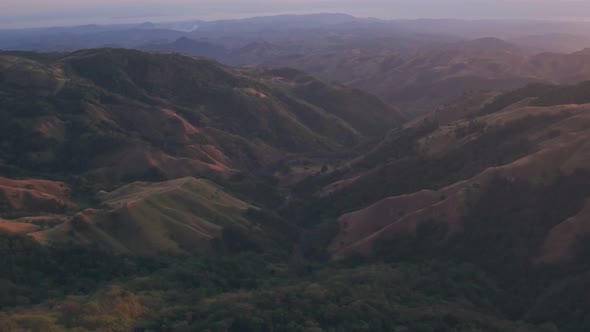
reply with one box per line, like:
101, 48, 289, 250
2, 0, 590, 28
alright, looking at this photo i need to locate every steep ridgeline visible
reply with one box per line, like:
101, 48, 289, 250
4, 49, 590, 331
319, 80, 590, 262
0, 48, 401, 254
144, 36, 590, 117
264, 39, 590, 115
293, 80, 590, 329
0, 49, 401, 183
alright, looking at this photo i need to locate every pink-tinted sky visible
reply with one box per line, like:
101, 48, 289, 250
2, 0, 590, 28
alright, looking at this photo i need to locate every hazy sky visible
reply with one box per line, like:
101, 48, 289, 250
3, 0, 590, 28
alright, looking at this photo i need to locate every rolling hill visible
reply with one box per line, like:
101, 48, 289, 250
5, 47, 590, 331
265, 38, 590, 115
0, 48, 400, 256
143, 34, 590, 117
316, 81, 590, 262
0, 49, 401, 183
32, 177, 259, 255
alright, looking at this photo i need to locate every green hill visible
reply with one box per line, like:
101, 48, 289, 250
35, 177, 272, 255
7, 48, 590, 332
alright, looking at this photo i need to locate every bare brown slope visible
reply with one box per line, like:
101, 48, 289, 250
328, 102, 590, 261
0, 218, 40, 234
265, 39, 590, 116
0, 177, 75, 216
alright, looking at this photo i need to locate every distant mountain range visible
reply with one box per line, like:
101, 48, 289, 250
4, 14, 590, 116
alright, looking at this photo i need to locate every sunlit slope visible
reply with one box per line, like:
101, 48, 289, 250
34, 178, 256, 255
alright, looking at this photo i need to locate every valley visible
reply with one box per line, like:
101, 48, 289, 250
2, 13, 590, 332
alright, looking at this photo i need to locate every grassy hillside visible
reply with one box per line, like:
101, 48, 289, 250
4, 49, 590, 331
285, 82, 590, 331
33, 177, 278, 255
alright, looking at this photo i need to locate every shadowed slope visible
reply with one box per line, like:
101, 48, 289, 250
0, 49, 402, 184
